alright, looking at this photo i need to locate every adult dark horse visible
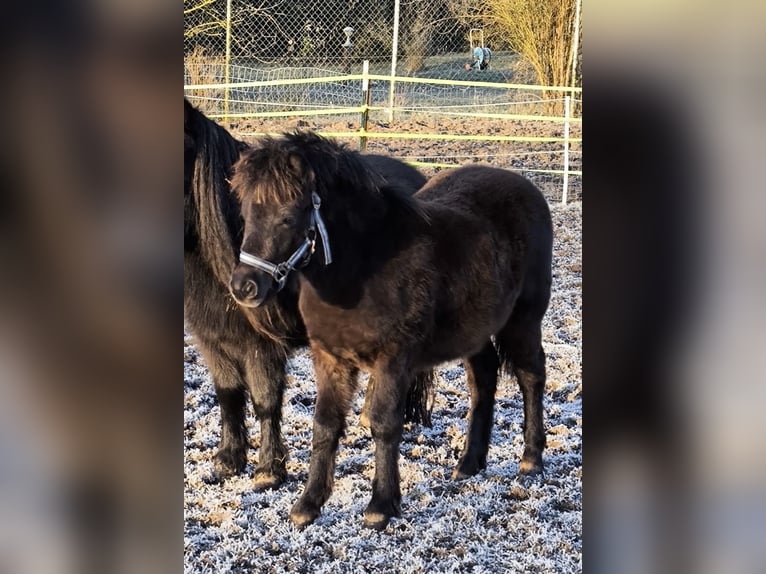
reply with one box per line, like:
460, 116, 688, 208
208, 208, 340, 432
230, 131, 553, 529
184, 100, 428, 489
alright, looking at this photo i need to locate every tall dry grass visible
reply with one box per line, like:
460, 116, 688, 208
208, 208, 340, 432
184, 46, 225, 114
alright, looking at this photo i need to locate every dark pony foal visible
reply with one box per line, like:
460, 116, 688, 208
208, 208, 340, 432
184, 100, 428, 490
230, 131, 553, 530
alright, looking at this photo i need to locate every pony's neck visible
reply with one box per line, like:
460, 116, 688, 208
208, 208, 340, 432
299, 191, 421, 308
315, 185, 392, 267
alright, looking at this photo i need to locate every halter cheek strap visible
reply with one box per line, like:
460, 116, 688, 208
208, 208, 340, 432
238, 192, 332, 291
311, 192, 332, 264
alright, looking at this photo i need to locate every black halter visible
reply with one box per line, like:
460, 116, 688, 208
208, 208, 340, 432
238, 192, 332, 291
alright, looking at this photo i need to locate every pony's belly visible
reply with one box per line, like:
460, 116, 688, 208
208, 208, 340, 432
419, 318, 505, 366
309, 326, 383, 368
419, 287, 517, 366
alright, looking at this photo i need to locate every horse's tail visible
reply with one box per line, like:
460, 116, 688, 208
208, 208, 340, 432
404, 370, 435, 427
360, 370, 435, 428
496, 335, 514, 378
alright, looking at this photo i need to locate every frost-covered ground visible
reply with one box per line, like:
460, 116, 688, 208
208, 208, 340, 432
184, 203, 581, 573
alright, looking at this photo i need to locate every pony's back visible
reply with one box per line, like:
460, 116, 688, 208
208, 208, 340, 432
416, 164, 551, 243
415, 163, 552, 324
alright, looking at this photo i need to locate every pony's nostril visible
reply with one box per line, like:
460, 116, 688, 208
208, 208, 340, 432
241, 279, 257, 299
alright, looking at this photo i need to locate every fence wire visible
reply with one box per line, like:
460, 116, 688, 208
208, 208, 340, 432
183, 0, 582, 202
184, 0, 569, 117
185, 0, 472, 71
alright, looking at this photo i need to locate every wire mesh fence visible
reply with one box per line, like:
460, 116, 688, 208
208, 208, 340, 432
183, 0, 574, 117
184, 0, 472, 71
183, 0, 582, 202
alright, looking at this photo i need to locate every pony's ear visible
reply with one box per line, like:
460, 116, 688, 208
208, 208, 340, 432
288, 153, 315, 187
288, 153, 302, 176
229, 149, 255, 197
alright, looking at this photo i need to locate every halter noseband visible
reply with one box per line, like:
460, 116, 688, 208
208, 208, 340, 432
238, 192, 332, 291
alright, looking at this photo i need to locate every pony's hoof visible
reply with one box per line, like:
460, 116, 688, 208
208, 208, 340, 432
253, 472, 284, 491
451, 468, 473, 481
290, 501, 320, 528
363, 511, 391, 531
213, 449, 246, 479
452, 455, 485, 480
519, 458, 544, 476
363, 499, 399, 530
290, 511, 317, 529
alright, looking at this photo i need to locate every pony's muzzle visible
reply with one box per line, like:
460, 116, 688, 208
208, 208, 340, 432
230, 265, 272, 307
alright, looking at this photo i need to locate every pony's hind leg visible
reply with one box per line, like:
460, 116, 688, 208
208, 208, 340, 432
496, 302, 548, 475
290, 347, 358, 528
243, 343, 289, 490
199, 347, 249, 479
453, 341, 500, 480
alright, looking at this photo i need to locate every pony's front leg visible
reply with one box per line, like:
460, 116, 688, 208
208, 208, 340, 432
364, 362, 409, 530
243, 344, 288, 491
198, 346, 248, 479
290, 347, 358, 528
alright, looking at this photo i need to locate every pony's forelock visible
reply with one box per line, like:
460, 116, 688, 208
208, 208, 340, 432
232, 133, 322, 208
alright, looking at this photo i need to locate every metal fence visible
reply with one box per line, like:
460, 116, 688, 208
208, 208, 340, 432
183, 0, 582, 202
183, 0, 580, 117
184, 0, 471, 71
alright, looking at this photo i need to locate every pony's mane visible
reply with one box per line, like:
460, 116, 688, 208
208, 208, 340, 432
186, 101, 245, 284
185, 100, 295, 347
232, 131, 429, 223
